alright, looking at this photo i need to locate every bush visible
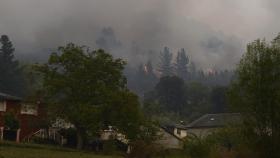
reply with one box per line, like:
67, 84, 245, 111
184, 127, 258, 158
4, 112, 19, 130
127, 140, 164, 158
59, 128, 77, 148
102, 140, 117, 154
183, 134, 211, 158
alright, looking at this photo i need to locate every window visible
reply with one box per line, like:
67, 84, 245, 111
21, 104, 38, 115
0, 101, 6, 111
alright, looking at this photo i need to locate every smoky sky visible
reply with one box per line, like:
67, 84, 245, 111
0, 0, 280, 69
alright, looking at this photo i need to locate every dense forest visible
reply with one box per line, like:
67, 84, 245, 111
0, 34, 234, 125
125, 46, 234, 123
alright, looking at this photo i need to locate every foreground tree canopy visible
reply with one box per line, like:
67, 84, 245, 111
229, 34, 280, 158
36, 43, 143, 149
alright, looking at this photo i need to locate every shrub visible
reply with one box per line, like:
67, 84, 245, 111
187, 127, 259, 158
102, 140, 117, 154
183, 133, 211, 158
127, 140, 164, 158
59, 128, 77, 148
4, 112, 19, 130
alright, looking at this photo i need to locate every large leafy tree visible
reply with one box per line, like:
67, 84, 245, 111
102, 91, 143, 140
36, 43, 142, 149
155, 76, 185, 113
184, 82, 211, 120
229, 35, 280, 158
210, 86, 227, 113
0, 35, 25, 96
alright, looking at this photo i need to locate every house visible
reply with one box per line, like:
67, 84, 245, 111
185, 113, 241, 137
150, 113, 241, 150
164, 124, 188, 139
161, 113, 241, 140
156, 126, 184, 149
100, 126, 116, 140
98, 125, 183, 151
0, 92, 44, 142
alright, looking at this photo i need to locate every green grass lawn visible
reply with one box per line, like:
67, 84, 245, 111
0, 142, 122, 158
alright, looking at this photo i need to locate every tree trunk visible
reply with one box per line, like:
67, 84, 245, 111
76, 129, 84, 150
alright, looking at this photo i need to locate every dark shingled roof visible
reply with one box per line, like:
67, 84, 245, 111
0, 92, 22, 101
163, 123, 187, 131
186, 113, 241, 128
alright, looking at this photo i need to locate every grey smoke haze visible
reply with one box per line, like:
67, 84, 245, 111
0, 0, 280, 69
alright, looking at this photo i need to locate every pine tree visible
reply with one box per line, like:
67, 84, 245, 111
134, 61, 158, 96
95, 27, 122, 52
0, 35, 24, 96
130, 63, 146, 96
158, 47, 173, 77
189, 62, 196, 81
145, 60, 158, 88
175, 48, 189, 80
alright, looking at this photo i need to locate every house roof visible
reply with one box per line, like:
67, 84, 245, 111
0, 92, 22, 101
186, 113, 241, 128
163, 123, 187, 131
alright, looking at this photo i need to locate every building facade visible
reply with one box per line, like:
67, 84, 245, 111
0, 92, 44, 142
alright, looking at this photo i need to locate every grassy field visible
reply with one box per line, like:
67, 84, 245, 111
0, 142, 122, 158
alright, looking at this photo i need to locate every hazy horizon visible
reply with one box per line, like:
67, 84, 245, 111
1, 0, 280, 69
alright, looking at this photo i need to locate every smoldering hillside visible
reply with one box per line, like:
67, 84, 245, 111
0, 0, 249, 70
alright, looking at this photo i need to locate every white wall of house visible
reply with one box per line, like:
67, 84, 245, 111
100, 130, 116, 140
0, 101, 6, 112
173, 128, 187, 139
21, 104, 38, 115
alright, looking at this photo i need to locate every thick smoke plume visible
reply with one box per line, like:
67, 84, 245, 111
0, 0, 279, 69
